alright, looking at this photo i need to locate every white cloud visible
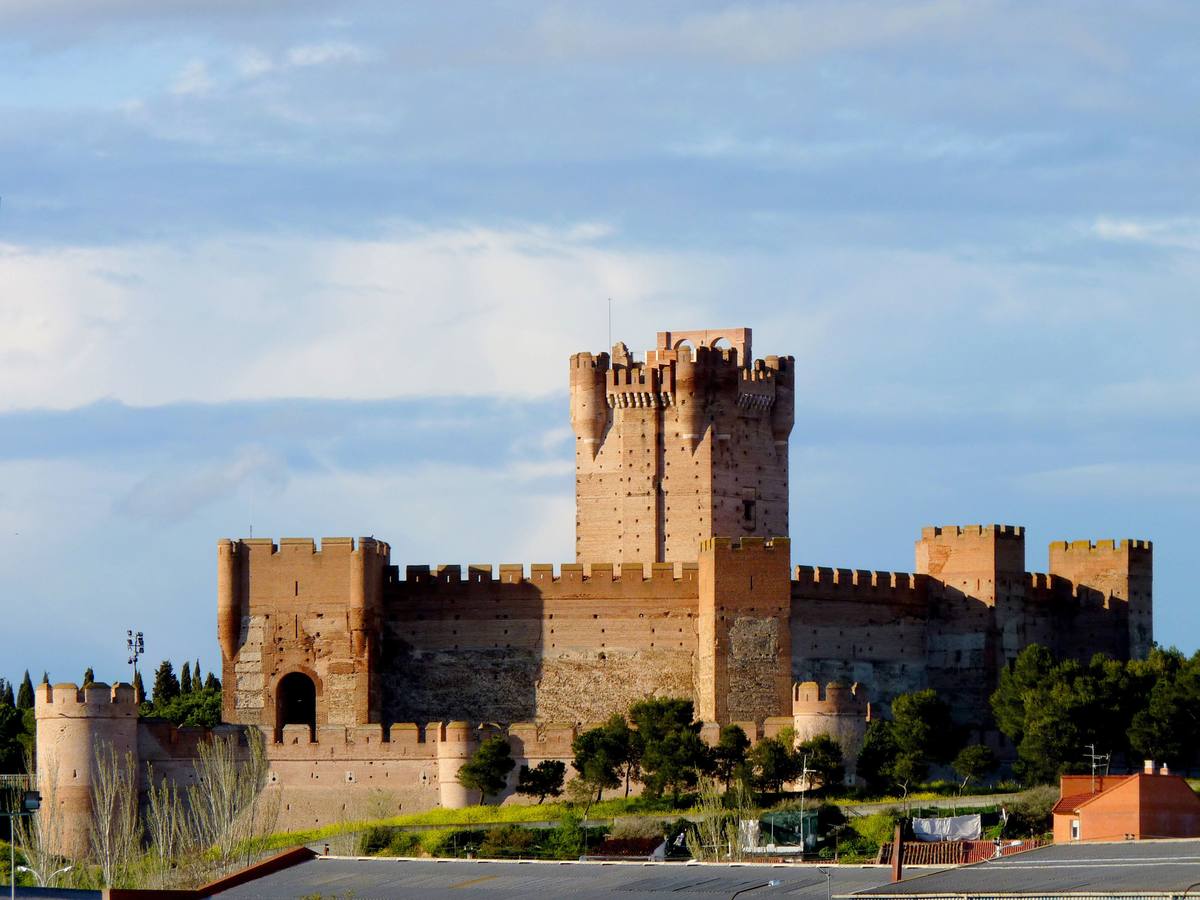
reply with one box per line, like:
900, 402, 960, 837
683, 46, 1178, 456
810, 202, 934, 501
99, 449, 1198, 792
169, 59, 213, 96
1091, 217, 1200, 251
0, 224, 722, 410
235, 48, 274, 78
286, 41, 367, 67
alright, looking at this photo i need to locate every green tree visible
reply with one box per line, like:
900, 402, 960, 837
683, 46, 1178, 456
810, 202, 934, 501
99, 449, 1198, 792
1128, 651, 1200, 768
82, 667, 96, 687
0, 704, 27, 771
892, 689, 956, 766
952, 744, 998, 793
0, 679, 14, 707
856, 719, 898, 793
457, 736, 515, 804
204, 672, 221, 692
180, 661, 193, 695
133, 671, 146, 703
748, 734, 799, 795
629, 698, 709, 803
515, 760, 566, 804
146, 688, 223, 728
16, 671, 34, 709
571, 724, 622, 803
991, 644, 1055, 747
796, 733, 845, 791
713, 724, 750, 789
602, 714, 643, 798
151, 660, 180, 706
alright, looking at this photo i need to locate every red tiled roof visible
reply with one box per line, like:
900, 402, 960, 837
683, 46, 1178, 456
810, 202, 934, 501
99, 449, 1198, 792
1052, 793, 1093, 816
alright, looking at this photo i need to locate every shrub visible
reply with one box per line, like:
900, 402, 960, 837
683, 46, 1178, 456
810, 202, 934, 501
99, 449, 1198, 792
849, 809, 902, 850
386, 831, 422, 856
479, 825, 536, 858
1004, 785, 1057, 837
609, 816, 664, 840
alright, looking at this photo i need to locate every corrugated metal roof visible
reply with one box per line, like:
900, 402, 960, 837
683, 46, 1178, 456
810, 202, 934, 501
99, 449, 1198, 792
208, 857, 905, 899
851, 838, 1200, 897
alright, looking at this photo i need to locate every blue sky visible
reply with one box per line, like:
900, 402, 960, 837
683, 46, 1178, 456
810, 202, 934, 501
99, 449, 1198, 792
1, 1, 1198, 683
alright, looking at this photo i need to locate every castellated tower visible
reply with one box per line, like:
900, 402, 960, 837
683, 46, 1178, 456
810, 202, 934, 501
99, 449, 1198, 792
217, 536, 390, 734
34, 682, 139, 858
1049, 539, 1153, 659
571, 328, 794, 564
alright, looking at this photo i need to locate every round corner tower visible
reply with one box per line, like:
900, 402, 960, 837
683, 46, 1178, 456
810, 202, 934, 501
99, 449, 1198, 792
35, 681, 139, 857
792, 681, 870, 785
434, 721, 480, 809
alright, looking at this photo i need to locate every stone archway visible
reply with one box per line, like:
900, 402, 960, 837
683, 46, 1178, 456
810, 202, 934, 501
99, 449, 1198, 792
275, 671, 316, 740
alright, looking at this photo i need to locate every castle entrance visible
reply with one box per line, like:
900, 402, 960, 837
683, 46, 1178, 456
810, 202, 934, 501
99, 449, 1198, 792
275, 672, 316, 740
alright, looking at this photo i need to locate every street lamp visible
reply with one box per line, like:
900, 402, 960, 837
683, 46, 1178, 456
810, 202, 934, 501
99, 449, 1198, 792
16, 865, 73, 887
818, 867, 832, 900
6, 790, 41, 900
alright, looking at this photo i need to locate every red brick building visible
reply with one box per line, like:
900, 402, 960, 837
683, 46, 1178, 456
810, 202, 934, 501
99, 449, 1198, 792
1053, 764, 1200, 842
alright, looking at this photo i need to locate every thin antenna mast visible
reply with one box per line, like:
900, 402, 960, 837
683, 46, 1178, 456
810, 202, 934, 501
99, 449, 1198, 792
1084, 744, 1109, 793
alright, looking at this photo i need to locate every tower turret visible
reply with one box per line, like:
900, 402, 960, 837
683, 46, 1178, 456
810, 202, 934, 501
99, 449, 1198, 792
35, 682, 139, 858
569, 351, 609, 458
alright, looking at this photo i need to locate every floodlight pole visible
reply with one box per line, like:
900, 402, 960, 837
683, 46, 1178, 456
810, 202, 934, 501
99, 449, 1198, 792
127, 629, 144, 699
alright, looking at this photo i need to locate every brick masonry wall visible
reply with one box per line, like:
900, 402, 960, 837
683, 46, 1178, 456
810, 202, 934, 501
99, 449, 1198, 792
381, 563, 700, 724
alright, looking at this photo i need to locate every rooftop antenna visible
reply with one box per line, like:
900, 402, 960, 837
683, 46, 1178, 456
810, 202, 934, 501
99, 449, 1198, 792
1084, 744, 1109, 793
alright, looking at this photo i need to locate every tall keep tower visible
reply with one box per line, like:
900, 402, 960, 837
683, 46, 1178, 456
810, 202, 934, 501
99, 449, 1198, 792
571, 328, 794, 564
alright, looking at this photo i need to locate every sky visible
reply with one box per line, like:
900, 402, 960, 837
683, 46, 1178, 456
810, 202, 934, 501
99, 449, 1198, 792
1, 1, 1198, 684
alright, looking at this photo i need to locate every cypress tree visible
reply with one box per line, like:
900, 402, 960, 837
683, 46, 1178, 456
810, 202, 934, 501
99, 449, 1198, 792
0, 679, 13, 707
133, 671, 146, 704
151, 660, 179, 706
194, 659, 202, 689
16, 671, 34, 709
82, 667, 96, 687
204, 672, 220, 692
40, 672, 48, 684
179, 661, 192, 695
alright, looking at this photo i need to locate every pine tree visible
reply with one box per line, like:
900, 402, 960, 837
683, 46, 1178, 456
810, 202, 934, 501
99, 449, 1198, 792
0, 679, 13, 707
82, 667, 96, 687
180, 661, 193, 695
133, 671, 146, 704
151, 660, 180, 706
204, 672, 220, 692
16, 671, 34, 709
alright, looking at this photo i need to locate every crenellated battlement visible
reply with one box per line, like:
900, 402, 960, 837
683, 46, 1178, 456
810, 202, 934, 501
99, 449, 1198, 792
700, 536, 790, 554
792, 566, 926, 605
233, 536, 391, 557
792, 681, 869, 715
569, 350, 609, 371
1049, 538, 1153, 554
922, 524, 1025, 540
397, 560, 699, 587
35, 682, 138, 717
266, 719, 580, 759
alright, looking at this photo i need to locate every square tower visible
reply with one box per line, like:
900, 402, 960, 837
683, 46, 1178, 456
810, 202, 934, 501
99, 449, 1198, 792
571, 328, 794, 564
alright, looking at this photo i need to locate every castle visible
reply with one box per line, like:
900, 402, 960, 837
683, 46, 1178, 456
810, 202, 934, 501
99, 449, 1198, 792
36, 327, 1152, 853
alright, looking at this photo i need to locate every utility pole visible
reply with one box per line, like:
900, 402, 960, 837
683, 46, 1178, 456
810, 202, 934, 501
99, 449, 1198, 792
799, 753, 814, 853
